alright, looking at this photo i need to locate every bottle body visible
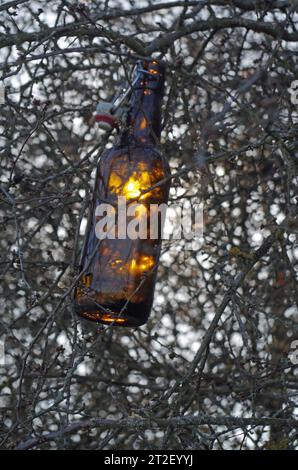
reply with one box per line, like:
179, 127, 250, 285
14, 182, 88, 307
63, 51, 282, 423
74, 145, 170, 326
74, 60, 170, 326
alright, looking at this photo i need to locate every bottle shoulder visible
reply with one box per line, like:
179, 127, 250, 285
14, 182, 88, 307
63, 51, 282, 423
95, 145, 171, 192
99, 144, 170, 168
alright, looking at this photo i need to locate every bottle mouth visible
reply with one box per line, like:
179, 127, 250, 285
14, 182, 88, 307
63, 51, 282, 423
145, 59, 165, 76
136, 59, 165, 92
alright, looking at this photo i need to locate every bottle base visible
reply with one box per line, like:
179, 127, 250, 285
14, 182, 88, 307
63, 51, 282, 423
74, 300, 150, 327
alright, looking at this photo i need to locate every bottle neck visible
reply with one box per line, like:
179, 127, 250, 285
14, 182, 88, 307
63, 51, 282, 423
119, 61, 165, 147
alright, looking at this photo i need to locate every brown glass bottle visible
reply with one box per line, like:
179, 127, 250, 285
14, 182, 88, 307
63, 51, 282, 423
74, 60, 170, 326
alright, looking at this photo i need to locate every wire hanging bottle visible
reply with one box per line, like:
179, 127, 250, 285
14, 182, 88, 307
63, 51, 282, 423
74, 60, 171, 326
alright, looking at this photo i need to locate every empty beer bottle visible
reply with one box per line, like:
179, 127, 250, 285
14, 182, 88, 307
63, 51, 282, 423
74, 60, 170, 326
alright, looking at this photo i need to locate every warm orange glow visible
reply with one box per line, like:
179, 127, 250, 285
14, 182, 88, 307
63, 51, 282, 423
129, 255, 155, 273
123, 178, 141, 198
110, 258, 125, 273
138, 162, 147, 172
108, 162, 164, 201
130, 259, 137, 271
122, 171, 151, 200
100, 314, 126, 324
83, 273, 92, 288
76, 273, 92, 298
109, 171, 122, 192
77, 310, 126, 324
149, 68, 158, 75
140, 117, 148, 130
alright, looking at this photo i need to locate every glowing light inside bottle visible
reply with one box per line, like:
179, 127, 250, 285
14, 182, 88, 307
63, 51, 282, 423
129, 255, 155, 273
121, 172, 152, 200
100, 314, 126, 324
140, 117, 148, 130
123, 179, 141, 198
